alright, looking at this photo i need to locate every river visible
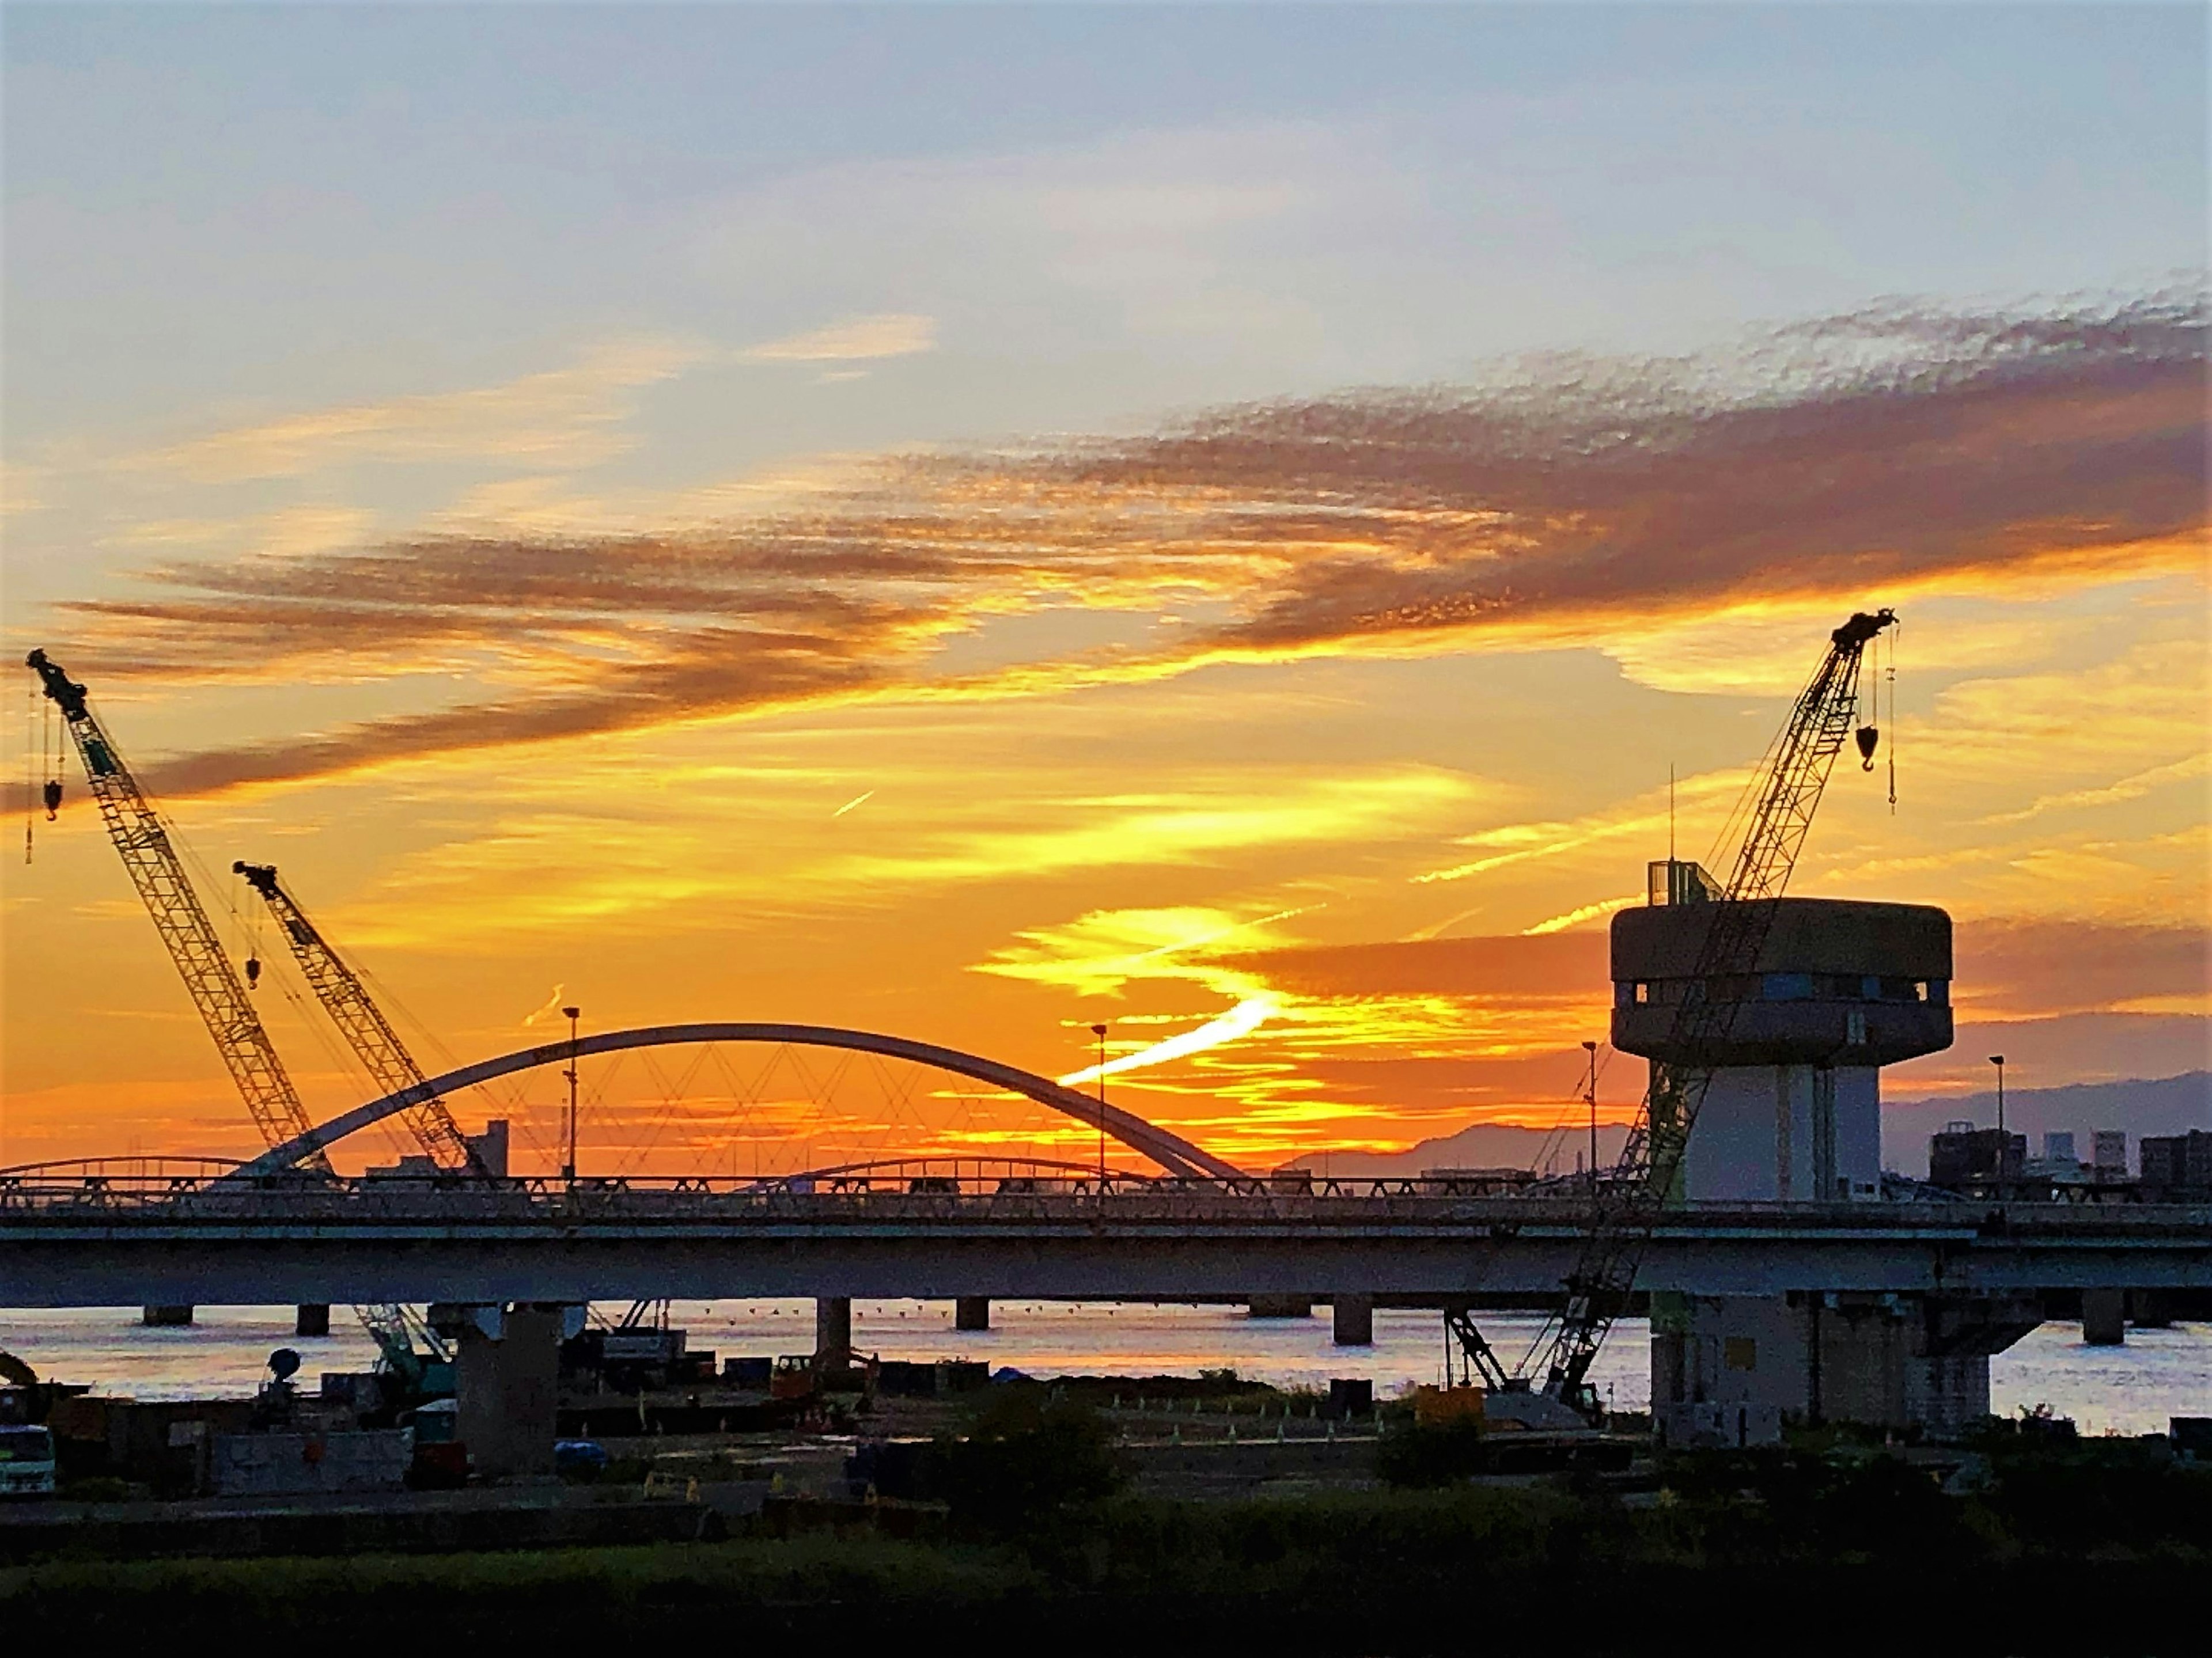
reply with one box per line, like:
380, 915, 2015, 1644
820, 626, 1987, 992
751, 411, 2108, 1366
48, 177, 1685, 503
4, 1301, 2206, 1436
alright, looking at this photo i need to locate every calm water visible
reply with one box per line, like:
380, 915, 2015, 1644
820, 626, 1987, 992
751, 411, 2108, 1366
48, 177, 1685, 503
2, 1302, 2205, 1437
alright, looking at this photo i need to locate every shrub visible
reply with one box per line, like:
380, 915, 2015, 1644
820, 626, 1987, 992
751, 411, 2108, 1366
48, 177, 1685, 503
1376, 1419, 1488, 1488
926, 1388, 1122, 1532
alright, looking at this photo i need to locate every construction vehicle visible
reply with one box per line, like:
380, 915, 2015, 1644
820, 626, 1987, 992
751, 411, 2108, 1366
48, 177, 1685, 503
1453, 609, 1899, 1423
233, 863, 490, 1177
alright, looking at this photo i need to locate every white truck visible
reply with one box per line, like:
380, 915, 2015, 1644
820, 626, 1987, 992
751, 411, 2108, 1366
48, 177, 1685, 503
0, 1424, 56, 1498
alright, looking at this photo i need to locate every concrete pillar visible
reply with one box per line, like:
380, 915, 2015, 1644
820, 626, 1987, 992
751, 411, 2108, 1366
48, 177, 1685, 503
294, 1304, 331, 1337
141, 1305, 194, 1326
2129, 1289, 2173, 1329
454, 1304, 559, 1480
1331, 1293, 1374, 1346
815, 1296, 853, 1363
1654, 1291, 2037, 1440
2082, 1288, 2126, 1346
954, 1296, 991, 1332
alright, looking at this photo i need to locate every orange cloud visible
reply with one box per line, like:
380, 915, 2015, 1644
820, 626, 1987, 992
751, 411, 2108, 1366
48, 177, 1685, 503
26, 291, 2200, 805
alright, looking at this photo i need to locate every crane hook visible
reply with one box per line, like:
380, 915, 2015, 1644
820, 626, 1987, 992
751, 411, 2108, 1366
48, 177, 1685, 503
245, 955, 262, 990
41, 779, 61, 820
1855, 725, 1879, 771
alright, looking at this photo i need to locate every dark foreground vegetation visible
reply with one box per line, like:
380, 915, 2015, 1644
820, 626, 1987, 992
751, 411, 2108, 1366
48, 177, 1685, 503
6, 1401, 2207, 1655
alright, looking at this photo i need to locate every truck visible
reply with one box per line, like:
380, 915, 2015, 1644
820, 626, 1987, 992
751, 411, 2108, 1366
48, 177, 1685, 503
0, 1424, 56, 1498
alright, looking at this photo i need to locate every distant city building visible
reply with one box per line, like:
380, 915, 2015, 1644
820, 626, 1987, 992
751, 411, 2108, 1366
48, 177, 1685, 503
1929, 1122, 2025, 1191
2139, 1129, 2212, 1195
364, 1120, 509, 1180
2090, 1129, 2128, 1179
2024, 1130, 2085, 1187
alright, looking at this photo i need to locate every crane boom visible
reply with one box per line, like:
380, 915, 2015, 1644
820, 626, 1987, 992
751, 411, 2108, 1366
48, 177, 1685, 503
25, 650, 324, 1166
1518, 608, 1896, 1412
233, 862, 488, 1176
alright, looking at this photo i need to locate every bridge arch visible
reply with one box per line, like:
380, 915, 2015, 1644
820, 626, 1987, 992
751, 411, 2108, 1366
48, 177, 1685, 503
230, 1022, 1246, 1181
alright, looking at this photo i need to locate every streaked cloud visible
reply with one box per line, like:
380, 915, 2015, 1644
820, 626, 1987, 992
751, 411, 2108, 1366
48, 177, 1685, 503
138, 338, 704, 483
743, 313, 937, 362
1, 461, 47, 518
33, 291, 2206, 809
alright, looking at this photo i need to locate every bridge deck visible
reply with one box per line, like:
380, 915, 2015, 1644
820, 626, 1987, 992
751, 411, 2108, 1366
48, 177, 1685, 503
5, 1186, 2206, 1308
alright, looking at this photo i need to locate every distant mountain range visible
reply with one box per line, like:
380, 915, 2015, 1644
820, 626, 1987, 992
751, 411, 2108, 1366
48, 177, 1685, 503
1308, 1071, 2209, 1181
1881, 1070, 2210, 1175
1309, 1121, 1633, 1180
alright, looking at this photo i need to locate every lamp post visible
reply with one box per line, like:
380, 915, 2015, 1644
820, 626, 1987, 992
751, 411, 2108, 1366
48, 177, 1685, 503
1090, 1023, 1109, 1193
562, 1006, 582, 1188
1988, 1054, 2007, 1188
1582, 1040, 1600, 1193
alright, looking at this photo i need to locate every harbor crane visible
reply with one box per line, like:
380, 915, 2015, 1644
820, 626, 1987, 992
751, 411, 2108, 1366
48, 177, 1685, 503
233, 863, 490, 1177
1453, 608, 1899, 1421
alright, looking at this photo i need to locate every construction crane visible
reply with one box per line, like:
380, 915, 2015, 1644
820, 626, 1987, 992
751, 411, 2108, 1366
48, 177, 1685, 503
1472, 608, 1898, 1420
24, 650, 326, 1169
233, 862, 491, 1177
26, 651, 454, 1398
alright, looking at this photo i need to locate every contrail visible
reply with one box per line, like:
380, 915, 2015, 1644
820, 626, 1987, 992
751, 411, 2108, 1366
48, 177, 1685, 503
1123, 903, 1322, 967
832, 790, 875, 818
521, 984, 566, 1027
1059, 996, 1277, 1087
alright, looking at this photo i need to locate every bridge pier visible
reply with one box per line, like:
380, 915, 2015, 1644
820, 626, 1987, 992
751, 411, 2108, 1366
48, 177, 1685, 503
1653, 1290, 2043, 1444
815, 1296, 853, 1363
2082, 1287, 2126, 1345
451, 1304, 559, 1479
954, 1296, 991, 1333
1331, 1293, 1373, 1346
294, 1303, 331, 1337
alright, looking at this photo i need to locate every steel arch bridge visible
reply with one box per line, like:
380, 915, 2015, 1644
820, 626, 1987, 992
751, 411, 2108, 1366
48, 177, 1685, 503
230, 1022, 1247, 1182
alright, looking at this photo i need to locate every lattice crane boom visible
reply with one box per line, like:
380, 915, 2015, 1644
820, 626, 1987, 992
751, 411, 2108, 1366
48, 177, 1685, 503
25, 650, 325, 1168
1515, 608, 1896, 1413
233, 862, 488, 1177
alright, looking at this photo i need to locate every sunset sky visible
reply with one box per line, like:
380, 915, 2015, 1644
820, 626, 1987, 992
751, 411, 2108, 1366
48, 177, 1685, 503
2, 5, 2205, 1177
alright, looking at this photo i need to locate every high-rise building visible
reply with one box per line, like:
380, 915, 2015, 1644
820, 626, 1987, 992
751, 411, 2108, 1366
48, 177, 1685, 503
1931, 1124, 2026, 1190
2140, 1130, 2212, 1194
2090, 1129, 2128, 1179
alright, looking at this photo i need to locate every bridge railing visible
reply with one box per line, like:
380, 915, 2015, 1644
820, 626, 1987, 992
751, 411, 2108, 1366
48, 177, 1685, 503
0, 1167, 1599, 1211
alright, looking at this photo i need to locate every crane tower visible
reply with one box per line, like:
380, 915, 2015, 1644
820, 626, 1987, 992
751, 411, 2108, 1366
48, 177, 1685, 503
25, 650, 325, 1167
233, 863, 493, 1177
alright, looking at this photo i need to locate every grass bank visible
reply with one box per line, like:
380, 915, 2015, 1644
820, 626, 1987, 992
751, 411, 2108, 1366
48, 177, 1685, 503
6, 1460, 2208, 1653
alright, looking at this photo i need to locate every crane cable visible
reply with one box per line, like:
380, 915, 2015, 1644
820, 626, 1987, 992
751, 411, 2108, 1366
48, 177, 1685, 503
1888, 618, 1899, 812
23, 681, 62, 862
22, 680, 35, 864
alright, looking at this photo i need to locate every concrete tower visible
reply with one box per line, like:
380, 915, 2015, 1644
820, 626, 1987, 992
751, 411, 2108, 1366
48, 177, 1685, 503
1609, 863, 2032, 1443
1610, 862, 1953, 1203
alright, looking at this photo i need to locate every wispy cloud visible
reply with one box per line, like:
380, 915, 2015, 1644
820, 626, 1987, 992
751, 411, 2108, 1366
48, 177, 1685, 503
743, 313, 937, 362
41, 291, 2205, 800
139, 339, 703, 483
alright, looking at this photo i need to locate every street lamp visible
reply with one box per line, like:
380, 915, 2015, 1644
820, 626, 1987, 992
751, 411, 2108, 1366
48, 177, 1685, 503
1988, 1054, 2006, 1137
1090, 1023, 1109, 1193
1582, 1040, 1600, 1192
563, 1006, 582, 1187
